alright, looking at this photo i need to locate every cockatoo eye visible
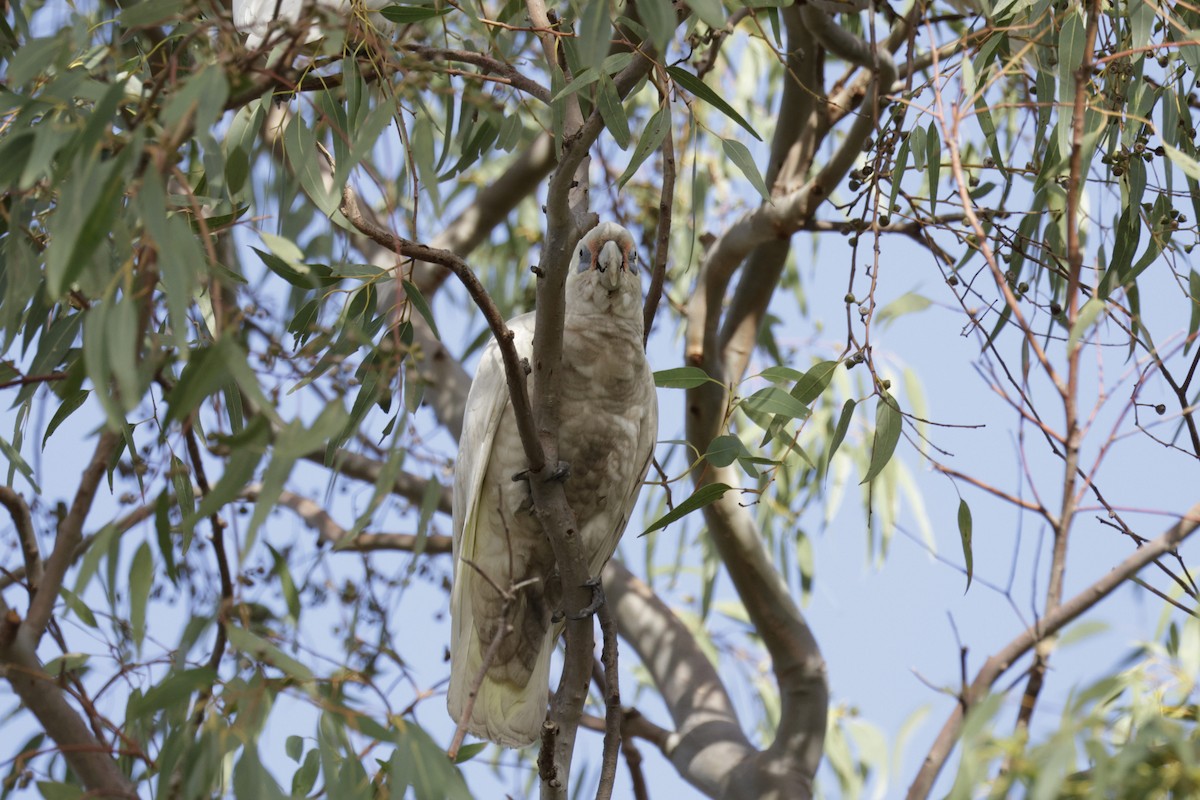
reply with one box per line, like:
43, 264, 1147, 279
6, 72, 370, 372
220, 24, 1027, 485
577, 247, 589, 271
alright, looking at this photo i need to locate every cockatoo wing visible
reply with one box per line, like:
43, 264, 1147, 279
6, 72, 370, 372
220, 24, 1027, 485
448, 312, 556, 747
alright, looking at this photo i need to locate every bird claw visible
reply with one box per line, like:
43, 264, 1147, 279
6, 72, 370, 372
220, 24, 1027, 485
566, 577, 604, 620
511, 461, 571, 484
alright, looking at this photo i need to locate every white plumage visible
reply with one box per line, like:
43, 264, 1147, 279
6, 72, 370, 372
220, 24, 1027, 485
448, 222, 658, 747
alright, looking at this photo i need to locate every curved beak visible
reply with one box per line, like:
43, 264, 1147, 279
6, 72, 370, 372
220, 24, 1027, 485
596, 240, 625, 290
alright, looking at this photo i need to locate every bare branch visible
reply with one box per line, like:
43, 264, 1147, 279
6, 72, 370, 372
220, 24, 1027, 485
1, 615, 137, 798
907, 504, 1200, 799
403, 44, 552, 104
0, 487, 41, 595
305, 449, 452, 515
21, 430, 119, 646
242, 484, 452, 553
604, 560, 752, 797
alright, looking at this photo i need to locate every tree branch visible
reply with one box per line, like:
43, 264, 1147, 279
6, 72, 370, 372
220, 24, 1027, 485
1, 611, 137, 798
304, 449, 452, 515
0, 487, 42, 596
603, 560, 752, 797
21, 430, 119, 646
906, 503, 1200, 799
241, 484, 453, 553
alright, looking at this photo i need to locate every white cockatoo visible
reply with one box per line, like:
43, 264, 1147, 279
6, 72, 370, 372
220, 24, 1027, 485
231, 0, 390, 49
448, 222, 658, 747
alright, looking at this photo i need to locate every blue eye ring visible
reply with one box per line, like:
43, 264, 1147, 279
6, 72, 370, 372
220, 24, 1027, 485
576, 246, 589, 271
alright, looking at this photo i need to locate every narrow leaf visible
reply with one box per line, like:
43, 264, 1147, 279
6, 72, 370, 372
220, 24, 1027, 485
618, 106, 670, 187
379, 5, 451, 23
653, 366, 711, 388
862, 393, 901, 484
958, 498, 973, 592
666, 66, 762, 141
1067, 296, 1106, 354
642, 483, 733, 535
129, 542, 152, 651
722, 138, 771, 201
741, 386, 811, 420
402, 280, 440, 339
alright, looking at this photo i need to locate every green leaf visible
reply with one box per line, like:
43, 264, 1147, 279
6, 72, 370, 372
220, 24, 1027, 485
232, 746, 287, 800
825, 398, 856, 473
926, 122, 941, 214
635, 0, 676, 53
653, 366, 712, 388
667, 66, 762, 141
379, 4, 451, 23
760, 366, 804, 383
59, 586, 97, 628
722, 138, 771, 202
452, 742, 488, 763
618, 105, 670, 188
284, 114, 338, 218
741, 386, 811, 420
292, 749, 320, 796
958, 498, 973, 592
687, 0, 725, 28
875, 292, 933, 326
597, 75, 631, 150
1163, 142, 1200, 181
1067, 296, 1106, 355
166, 345, 231, 426
269, 544, 301, 622
400, 279, 440, 340
286, 735, 304, 762
391, 720, 473, 800
791, 360, 838, 405
46, 141, 134, 298
576, 0, 612, 76
42, 390, 89, 448
128, 667, 217, 720
170, 455, 194, 517
705, 434, 749, 468
0, 432, 39, 492
1187, 271, 1200, 355
226, 625, 315, 683
642, 482, 733, 535
129, 542, 152, 651
862, 393, 901, 485
889, 137, 910, 212
189, 416, 270, 527
36, 783, 82, 800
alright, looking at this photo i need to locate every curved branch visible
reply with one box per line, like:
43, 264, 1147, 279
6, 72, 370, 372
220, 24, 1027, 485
906, 504, 1200, 799
0, 487, 41, 594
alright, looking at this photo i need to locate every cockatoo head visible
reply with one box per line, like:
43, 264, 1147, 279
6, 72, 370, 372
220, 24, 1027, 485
566, 222, 642, 317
